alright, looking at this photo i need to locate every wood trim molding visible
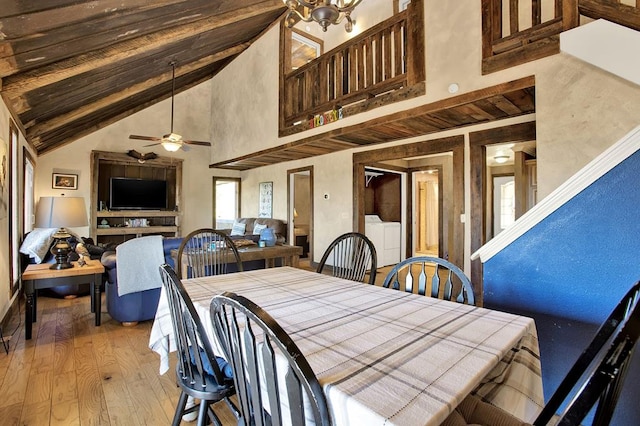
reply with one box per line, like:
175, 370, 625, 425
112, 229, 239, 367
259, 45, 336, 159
473, 124, 640, 263
353, 135, 465, 273
469, 121, 536, 299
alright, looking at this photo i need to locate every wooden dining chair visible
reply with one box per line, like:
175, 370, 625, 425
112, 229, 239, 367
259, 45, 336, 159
443, 280, 640, 426
177, 228, 243, 279
382, 256, 475, 305
316, 232, 377, 284
210, 291, 332, 426
159, 264, 238, 426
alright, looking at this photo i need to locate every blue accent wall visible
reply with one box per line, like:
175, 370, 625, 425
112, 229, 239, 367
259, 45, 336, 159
483, 148, 640, 424
485, 149, 640, 323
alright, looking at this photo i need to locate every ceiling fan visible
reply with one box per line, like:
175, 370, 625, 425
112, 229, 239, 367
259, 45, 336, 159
129, 61, 212, 152
127, 149, 157, 163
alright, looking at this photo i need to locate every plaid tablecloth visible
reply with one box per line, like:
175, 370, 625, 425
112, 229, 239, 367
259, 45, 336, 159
150, 267, 543, 425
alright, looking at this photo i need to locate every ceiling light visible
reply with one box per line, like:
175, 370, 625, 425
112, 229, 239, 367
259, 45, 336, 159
283, 0, 363, 33
161, 140, 182, 152
494, 154, 509, 164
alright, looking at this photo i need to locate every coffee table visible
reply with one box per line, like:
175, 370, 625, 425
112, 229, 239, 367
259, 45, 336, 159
22, 259, 105, 340
172, 244, 303, 276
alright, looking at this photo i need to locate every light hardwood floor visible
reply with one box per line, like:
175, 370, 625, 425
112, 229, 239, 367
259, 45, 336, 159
0, 261, 390, 425
0, 292, 239, 426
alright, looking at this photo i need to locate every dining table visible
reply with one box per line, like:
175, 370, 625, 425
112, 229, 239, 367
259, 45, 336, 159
149, 266, 544, 425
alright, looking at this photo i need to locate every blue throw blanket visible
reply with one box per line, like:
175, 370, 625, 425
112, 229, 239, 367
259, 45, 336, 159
116, 235, 165, 296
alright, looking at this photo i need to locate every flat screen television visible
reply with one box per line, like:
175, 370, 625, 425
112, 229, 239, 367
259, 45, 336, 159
109, 177, 167, 210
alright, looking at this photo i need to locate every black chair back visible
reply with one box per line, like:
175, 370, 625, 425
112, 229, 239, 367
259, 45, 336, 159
316, 232, 377, 284
159, 264, 237, 425
177, 228, 243, 279
382, 256, 475, 305
211, 291, 332, 426
533, 281, 640, 426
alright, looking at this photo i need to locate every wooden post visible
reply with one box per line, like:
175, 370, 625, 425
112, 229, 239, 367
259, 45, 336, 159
406, 0, 425, 85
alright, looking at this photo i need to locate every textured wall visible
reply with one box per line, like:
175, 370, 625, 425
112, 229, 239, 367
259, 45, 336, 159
33, 81, 236, 238
484, 149, 640, 322
483, 149, 640, 424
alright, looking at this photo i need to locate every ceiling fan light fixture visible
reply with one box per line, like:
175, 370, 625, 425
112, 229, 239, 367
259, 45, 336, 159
161, 140, 182, 152
283, 0, 363, 32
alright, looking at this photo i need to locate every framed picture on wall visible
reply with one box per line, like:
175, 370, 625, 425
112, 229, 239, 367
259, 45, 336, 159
259, 181, 273, 218
52, 173, 78, 190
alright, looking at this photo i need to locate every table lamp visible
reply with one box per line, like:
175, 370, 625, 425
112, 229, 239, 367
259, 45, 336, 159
35, 196, 88, 270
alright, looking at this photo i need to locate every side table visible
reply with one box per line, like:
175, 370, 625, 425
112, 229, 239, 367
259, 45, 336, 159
22, 259, 105, 340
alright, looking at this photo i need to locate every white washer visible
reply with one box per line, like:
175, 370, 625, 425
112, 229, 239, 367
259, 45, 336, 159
365, 215, 401, 267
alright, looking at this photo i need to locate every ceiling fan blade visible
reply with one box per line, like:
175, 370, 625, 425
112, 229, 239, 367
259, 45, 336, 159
144, 142, 162, 147
130, 134, 161, 141
183, 140, 211, 146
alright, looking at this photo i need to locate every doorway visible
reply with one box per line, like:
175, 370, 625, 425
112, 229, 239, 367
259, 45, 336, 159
413, 168, 441, 257
212, 177, 241, 229
353, 135, 465, 268
469, 121, 537, 295
288, 166, 313, 259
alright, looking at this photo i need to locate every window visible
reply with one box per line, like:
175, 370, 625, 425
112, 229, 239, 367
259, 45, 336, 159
499, 180, 515, 230
290, 29, 323, 71
9, 120, 19, 295
394, 0, 411, 13
23, 148, 35, 234
212, 177, 241, 229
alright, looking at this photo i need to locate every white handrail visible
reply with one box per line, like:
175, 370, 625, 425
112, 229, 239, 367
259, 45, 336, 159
472, 124, 640, 263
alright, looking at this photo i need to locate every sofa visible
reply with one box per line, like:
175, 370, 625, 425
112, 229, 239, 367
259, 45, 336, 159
223, 217, 287, 244
101, 220, 287, 325
101, 237, 182, 324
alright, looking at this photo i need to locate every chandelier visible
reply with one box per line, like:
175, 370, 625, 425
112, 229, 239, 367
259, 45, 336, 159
283, 0, 363, 33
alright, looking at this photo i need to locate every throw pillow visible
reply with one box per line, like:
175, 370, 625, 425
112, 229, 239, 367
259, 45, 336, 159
253, 223, 268, 235
19, 228, 58, 263
230, 221, 246, 236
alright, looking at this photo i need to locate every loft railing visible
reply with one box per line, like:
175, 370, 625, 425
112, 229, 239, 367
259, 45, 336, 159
482, 0, 640, 74
280, 0, 425, 134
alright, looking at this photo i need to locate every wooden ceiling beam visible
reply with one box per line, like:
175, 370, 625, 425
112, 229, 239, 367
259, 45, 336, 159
0, 0, 283, 84
24, 47, 245, 139
210, 77, 536, 170
0, 0, 261, 74
11, 31, 252, 119
33, 71, 217, 155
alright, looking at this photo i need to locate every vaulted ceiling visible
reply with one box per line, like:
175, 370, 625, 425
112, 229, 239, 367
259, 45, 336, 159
0, 0, 286, 155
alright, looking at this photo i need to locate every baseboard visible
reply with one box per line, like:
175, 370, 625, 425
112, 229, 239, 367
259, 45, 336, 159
0, 289, 22, 337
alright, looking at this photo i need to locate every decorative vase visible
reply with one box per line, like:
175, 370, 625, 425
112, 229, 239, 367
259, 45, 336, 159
259, 227, 277, 247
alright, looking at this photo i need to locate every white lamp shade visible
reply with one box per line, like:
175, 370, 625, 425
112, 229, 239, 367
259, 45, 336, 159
35, 196, 88, 229
161, 141, 182, 152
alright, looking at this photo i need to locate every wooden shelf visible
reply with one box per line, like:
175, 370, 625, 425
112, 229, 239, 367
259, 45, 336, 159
97, 210, 179, 218
90, 151, 183, 245
96, 226, 178, 236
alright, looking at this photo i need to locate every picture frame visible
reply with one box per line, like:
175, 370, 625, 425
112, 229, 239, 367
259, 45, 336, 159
52, 173, 78, 190
258, 181, 273, 218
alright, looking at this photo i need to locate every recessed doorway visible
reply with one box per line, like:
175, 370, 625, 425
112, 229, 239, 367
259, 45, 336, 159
353, 135, 465, 269
288, 166, 313, 259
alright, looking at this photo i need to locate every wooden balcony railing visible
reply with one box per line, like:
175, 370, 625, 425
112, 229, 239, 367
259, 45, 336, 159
279, 0, 425, 135
482, 0, 640, 74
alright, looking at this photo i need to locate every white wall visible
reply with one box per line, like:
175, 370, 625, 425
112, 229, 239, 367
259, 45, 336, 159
210, 0, 640, 263
0, 99, 36, 321
9, 0, 639, 325
34, 80, 240, 240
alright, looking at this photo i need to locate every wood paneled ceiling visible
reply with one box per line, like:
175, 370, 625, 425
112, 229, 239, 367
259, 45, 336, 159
210, 76, 536, 170
0, 0, 286, 155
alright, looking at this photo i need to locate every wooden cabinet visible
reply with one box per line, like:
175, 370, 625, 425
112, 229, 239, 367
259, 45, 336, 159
90, 151, 183, 245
